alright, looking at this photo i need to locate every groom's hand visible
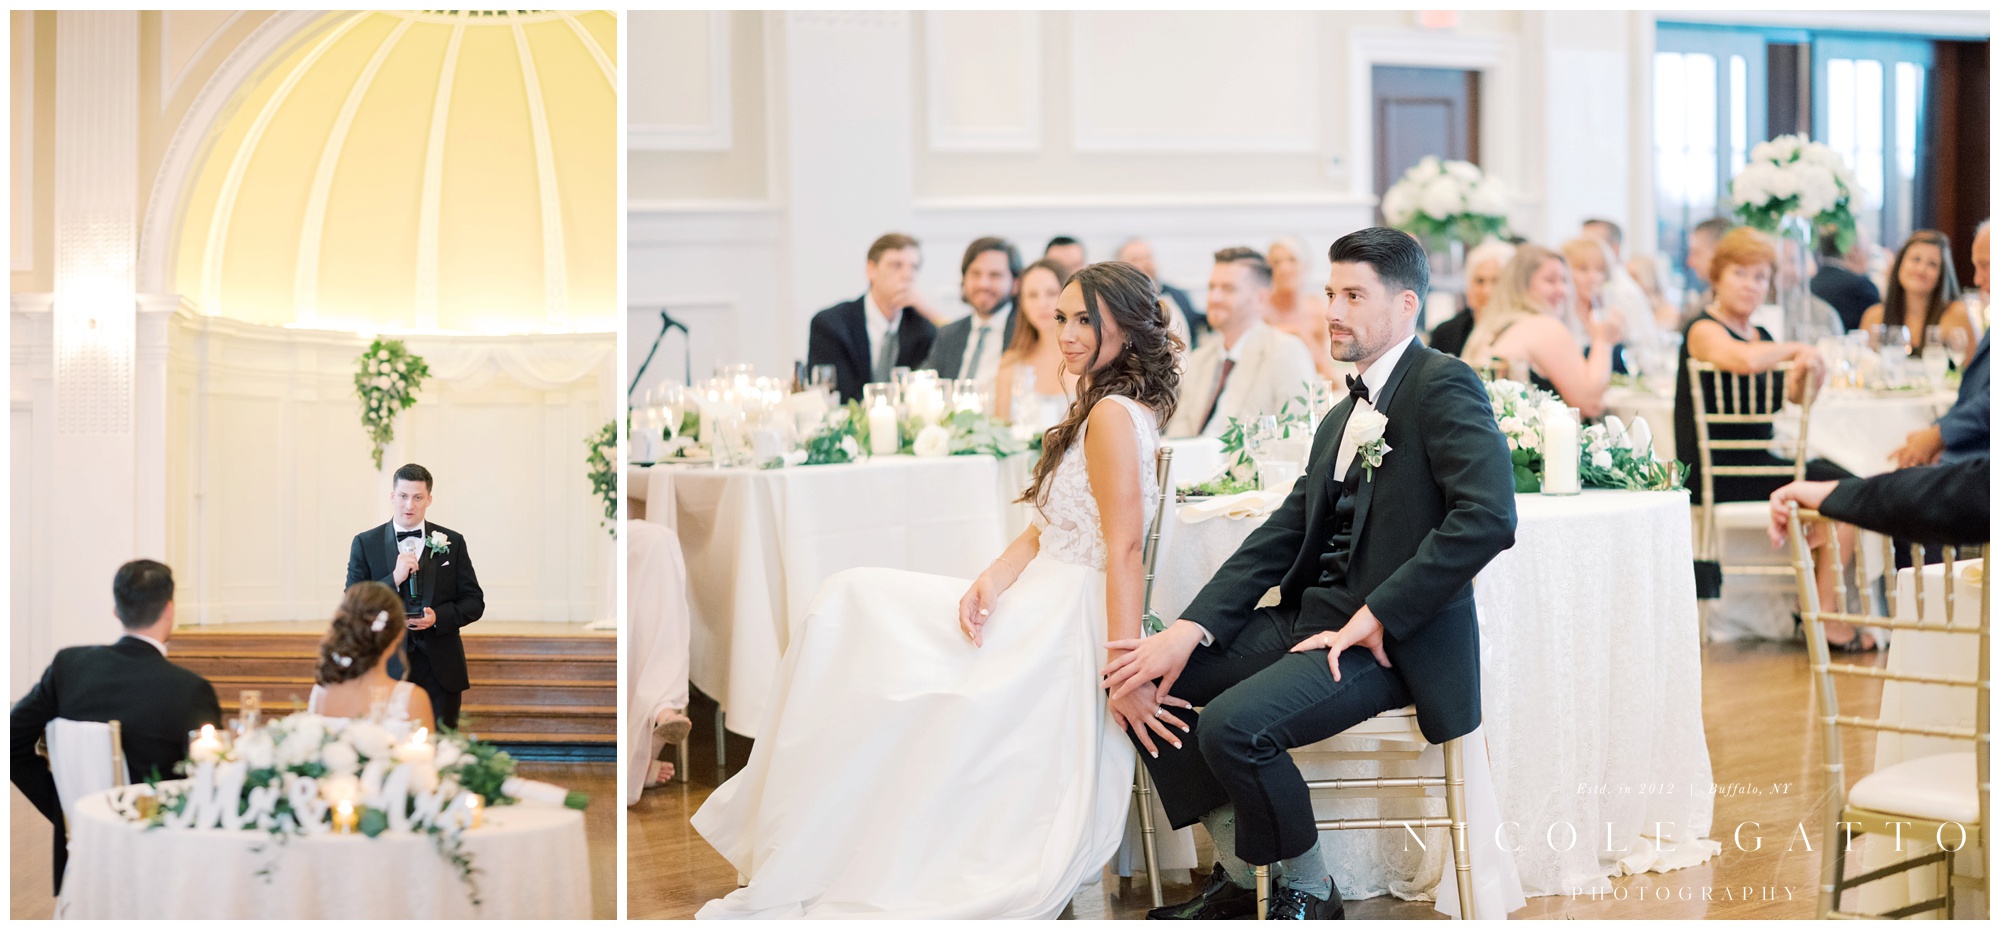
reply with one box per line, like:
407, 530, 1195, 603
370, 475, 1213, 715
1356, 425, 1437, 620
1106, 681, 1192, 759
1102, 619, 1205, 702
1289, 607, 1392, 682
408, 607, 437, 631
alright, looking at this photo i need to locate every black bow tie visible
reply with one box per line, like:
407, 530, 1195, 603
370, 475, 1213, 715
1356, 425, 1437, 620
395, 529, 423, 541
1345, 374, 1371, 404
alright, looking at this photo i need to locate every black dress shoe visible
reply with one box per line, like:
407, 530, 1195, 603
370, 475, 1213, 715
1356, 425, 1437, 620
1146, 863, 1255, 919
1264, 884, 1346, 920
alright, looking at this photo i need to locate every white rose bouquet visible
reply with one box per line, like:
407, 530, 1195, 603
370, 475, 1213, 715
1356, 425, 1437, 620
1728, 134, 1860, 251
1485, 379, 1555, 492
353, 338, 431, 470
1578, 415, 1685, 491
1380, 156, 1511, 246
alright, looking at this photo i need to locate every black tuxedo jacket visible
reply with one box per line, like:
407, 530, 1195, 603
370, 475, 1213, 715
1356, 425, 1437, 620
1820, 458, 1989, 546
11, 636, 222, 889
1182, 340, 1517, 743
346, 521, 485, 692
922, 301, 1017, 379
805, 296, 939, 403
1160, 281, 1208, 348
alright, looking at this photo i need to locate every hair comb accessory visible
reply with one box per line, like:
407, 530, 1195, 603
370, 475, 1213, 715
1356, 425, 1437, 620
333, 652, 353, 668
372, 611, 389, 632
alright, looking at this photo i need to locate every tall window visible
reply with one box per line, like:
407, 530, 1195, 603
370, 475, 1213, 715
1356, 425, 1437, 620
1653, 27, 1767, 289
1816, 37, 1933, 249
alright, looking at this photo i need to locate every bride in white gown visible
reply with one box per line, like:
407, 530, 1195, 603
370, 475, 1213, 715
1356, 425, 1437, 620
303, 582, 436, 729
692, 262, 1189, 919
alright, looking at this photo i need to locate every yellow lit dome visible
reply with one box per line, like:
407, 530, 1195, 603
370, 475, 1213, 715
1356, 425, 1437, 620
169, 10, 616, 333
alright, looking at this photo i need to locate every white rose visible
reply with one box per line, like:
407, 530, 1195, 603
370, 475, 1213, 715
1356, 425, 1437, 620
1592, 449, 1615, 469
1414, 155, 1442, 177
1344, 406, 1389, 446
1444, 159, 1481, 183
913, 424, 951, 458
429, 530, 448, 549
1749, 139, 1778, 165
1763, 163, 1801, 202
433, 739, 463, 771
1498, 415, 1525, 438
1771, 134, 1802, 161
1419, 175, 1464, 221
1519, 425, 1541, 451
1381, 181, 1420, 226
839, 435, 859, 459
1228, 457, 1259, 483
240, 731, 276, 770
1465, 178, 1506, 217
321, 740, 361, 775
376, 348, 390, 361
341, 721, 394, 761
406, 762, 440, 795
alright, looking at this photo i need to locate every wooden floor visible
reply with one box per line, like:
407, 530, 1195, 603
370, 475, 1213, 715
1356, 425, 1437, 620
10, 761, 617, 920
627, 639, 1894, 920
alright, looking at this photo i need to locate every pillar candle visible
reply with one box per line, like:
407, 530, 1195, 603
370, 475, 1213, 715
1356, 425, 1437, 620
867, 401, 899, 456
1539, 402, 1581, 495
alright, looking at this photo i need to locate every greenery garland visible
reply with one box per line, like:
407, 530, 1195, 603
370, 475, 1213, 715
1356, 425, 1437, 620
354, 339, 431, 470
585, 421, 617, 535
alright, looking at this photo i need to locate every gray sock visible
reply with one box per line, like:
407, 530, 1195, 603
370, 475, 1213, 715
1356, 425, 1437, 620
1199, 805, 1255, 889
1272, 839, 1334, 900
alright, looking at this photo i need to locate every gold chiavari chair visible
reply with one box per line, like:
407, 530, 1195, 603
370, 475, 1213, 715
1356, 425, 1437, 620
1788, 506, 1989, 918
1130, 444, 1174, 908
1687, 359, 1816, 641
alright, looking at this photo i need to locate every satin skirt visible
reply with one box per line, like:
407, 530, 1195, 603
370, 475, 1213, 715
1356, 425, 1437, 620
691, 557, 1134, 919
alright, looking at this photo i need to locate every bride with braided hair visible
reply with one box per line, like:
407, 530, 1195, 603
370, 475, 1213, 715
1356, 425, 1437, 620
692, 261, 1183, 918
307, 581, 436, 729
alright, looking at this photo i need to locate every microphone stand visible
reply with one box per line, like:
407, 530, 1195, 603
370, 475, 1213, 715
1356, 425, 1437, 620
629, 309, 691, 398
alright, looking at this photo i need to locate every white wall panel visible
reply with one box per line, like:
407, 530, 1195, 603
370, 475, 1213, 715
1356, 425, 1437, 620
924, 12, 1040, 152
629, 11, 731, 151
1071, 12, 1316, 153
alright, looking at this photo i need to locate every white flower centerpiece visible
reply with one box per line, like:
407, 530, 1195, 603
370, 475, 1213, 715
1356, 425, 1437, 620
1380, 156, 1511, 271
116, 713, 587, 905
1728, 135, 1860, 339
1484, 379, 1684, 493
354, 339, 431, 470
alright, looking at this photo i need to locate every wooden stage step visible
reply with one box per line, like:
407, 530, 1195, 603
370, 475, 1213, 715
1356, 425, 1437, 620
171, 625, 614, 745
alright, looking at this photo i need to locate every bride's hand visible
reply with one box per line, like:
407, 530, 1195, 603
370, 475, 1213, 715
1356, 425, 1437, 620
958, 574, 1000, 647
1107, 681, 1191, 759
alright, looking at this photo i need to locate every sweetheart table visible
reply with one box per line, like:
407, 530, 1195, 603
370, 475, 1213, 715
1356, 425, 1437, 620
58, 787, 589, 919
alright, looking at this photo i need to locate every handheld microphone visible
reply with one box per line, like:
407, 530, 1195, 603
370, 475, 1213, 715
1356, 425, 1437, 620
398, 536, 422, 599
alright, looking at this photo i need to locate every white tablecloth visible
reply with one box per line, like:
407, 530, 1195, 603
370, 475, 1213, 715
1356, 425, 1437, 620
59, 789, 590, 919
1151, 490, 1714, 907
1603, 387, 1952, 478
645, 456, 1006, 737
1857, 560, 1987, 919
627, 518, 691, 805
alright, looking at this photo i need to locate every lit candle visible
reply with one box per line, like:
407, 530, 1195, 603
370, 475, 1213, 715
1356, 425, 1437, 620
867, 399, 899, 456
1539, 402, 1581, 495
464, 793, 484, 830
333, 800, 358, 834
394, 726, 435, 765
189, 724, 224, 765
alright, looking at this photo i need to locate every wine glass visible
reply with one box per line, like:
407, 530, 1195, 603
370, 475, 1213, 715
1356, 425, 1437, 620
809, 364, 838, 403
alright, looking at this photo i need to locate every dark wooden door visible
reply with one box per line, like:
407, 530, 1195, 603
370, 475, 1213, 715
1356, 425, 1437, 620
1372, 65, 1481, 221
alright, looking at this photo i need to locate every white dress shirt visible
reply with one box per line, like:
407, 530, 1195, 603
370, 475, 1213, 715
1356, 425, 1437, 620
129, 632, 168, 657
958, 305, 1012, 387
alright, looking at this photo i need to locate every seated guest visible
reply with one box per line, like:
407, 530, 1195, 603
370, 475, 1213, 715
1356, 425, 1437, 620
1580, 218, 1661, 341
1810, 222, 1881, 332
1118, 237, 1206, 346
805, 233, 940, 403
1625, 252, 1683, 330
1769, 458, 1990, 549
1887, 220, 1989, 468
1678, 227, 1868, 649
11, 560, 222, 891
1165, 247, 1318, 438
1858, 229, 1975, 357
1460, 244, 1623, 418
1564, 235, 1654, 356
993, 259, 1079, 431
1043, 235, 1086, 276
1680, 217, 1736, 325
304, 582, 437, 728
922, 236, 1020, 387
1264, 235, 1352, 382
1426, 239, 1513, 357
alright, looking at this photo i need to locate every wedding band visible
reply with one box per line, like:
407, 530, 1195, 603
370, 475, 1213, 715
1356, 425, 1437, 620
1154, 707, 1164, 718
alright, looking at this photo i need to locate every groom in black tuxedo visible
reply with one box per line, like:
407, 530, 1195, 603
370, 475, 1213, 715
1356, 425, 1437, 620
1104, 227, 1517, 919
346, 463, 484, 729
11, 560, 222, 892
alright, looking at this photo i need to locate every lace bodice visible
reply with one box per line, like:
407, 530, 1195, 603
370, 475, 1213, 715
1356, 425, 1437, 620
307, 679, 418, 724
1030, 395, 1161, 570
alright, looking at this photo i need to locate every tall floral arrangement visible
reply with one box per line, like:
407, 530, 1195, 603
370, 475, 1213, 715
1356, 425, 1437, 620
1380, 156, 1511, 246
585, 421, 616, 535
354, 339, 431, 470
1728, 134, 1861, 251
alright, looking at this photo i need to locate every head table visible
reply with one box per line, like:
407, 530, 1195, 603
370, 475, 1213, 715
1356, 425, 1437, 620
58, 787, 590, 919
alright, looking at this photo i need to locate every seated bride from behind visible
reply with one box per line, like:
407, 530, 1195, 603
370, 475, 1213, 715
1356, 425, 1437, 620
306, 582, 436, 730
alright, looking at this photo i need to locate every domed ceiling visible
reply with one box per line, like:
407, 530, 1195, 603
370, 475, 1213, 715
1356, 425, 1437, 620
170, 10, 616, 333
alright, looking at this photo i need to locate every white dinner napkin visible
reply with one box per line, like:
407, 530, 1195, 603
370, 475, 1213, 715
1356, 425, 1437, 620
1179, 489, 1287, 523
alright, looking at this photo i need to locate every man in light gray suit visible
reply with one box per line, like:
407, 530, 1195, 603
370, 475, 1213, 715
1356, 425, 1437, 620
922, 237, 1019, 387
1166, 247, 1319, 439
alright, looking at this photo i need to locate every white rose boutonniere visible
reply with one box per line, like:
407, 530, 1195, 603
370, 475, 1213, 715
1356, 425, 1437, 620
1345, 406, 1393, 480
913, 424, 952, 458
425, 531, 450, 557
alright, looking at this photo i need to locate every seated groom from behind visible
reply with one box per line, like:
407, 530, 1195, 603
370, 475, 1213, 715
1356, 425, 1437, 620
346, 464, 484, 730
1165, 247, 1319, 439
805, 233, 941, 404
922, 236, 1019, 387
11, 559, 222, 892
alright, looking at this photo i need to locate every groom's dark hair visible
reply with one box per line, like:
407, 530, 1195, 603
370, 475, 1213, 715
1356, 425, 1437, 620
1329, 227, 1429, 308
112, 559, 174, 630
393, 463, 433, 491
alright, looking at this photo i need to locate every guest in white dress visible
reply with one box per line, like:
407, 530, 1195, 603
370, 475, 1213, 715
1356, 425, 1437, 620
305, 582, 436, 729
691, 261, 1187, 919
993, 258, 1082, 434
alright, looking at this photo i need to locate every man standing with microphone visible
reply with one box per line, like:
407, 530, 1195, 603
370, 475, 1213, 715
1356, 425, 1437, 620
345, 463, 485, 729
